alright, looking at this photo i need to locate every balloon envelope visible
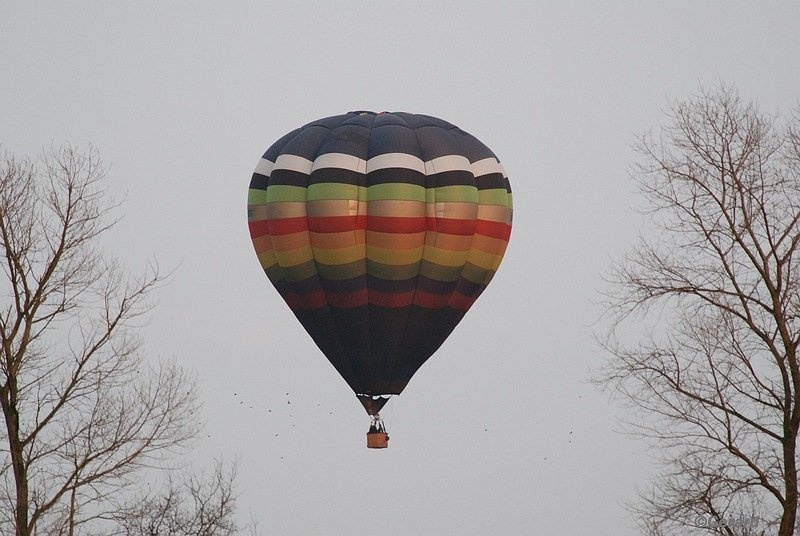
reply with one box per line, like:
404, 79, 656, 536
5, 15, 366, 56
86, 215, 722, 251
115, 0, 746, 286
247, 111, 512, 401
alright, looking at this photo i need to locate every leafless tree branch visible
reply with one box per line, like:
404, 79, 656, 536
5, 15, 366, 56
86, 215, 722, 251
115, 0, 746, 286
596, 85, 800, 536
0, 145, 234, 536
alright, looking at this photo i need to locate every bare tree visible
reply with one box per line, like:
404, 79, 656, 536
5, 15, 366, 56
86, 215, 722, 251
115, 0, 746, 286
597, 86, 800, 536
113, 460, 239, 536
0, 146, 203, 536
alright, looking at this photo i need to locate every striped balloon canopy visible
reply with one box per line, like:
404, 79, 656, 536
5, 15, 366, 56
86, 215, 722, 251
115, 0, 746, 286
247, 111, 512, 420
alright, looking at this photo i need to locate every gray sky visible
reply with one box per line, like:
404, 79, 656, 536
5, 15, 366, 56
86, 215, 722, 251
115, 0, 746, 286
2, 2, 799, 534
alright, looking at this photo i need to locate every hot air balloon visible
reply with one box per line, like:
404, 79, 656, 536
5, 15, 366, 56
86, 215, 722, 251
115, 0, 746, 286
247, 111, 512, 448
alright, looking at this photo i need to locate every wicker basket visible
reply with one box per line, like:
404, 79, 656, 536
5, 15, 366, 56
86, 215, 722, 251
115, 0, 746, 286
367, 431, 389, 449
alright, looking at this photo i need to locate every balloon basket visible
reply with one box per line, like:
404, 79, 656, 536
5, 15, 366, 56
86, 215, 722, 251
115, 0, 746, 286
367, 431, 389, 449
366, 413, 389, 448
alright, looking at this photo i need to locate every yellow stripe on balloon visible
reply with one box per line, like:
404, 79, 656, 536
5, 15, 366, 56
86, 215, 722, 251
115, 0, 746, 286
423, 246, 470, 268
464, 248, 500, 271
312, 244, 365, 265
274, 245, 314, 268
366, 230, 425, 250
367, 244, 424, 265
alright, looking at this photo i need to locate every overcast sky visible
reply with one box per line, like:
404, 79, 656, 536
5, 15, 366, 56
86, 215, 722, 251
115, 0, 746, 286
3, 2, 800, 534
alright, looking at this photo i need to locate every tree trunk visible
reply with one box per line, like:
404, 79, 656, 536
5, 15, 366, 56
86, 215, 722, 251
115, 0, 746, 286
779, 452, 796, 534
780, 336, 800, 536
779, 425, 798, 536
1, 380, 29, 536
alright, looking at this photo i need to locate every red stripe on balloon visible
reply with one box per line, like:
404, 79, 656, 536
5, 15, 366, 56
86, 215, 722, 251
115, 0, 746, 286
255, 215, 511, 241
283, 288, 479, 312
476, 220, 512, 240
413, 292, 451, 308
366, 216, 427, 233
446, 292, 478, 311
428, 218, 477, 235
308, 216, 367, 233
248, 220, 271, 238
369, 290, 415, 307
327, 288, 368, 308
283, 289, 327, 310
